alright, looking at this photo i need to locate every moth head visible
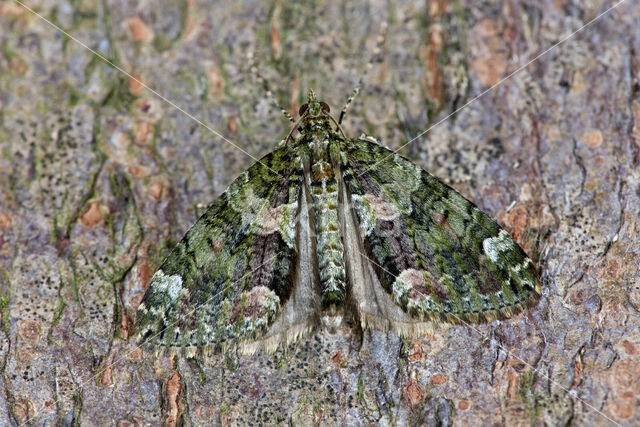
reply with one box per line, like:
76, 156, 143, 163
299, 101, 330, 118
299, 88, 330, 118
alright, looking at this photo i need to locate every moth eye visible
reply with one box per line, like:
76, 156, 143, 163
299, 103, 309, 116
320, 102, 330, 113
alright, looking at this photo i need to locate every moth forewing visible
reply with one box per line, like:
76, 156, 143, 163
338, 161, 437, 337
240, 178, 320, 354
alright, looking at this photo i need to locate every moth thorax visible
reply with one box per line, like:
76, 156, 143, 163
321, 304, 344, 333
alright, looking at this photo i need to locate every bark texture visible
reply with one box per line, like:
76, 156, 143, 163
1, 0, 639, 425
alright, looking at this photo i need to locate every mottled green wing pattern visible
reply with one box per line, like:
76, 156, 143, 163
136, 146, 303, 353
136, 92, 542, 355
341, 137, 541, 325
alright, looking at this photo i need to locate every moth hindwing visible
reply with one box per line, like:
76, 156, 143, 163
136, 90, 541, 355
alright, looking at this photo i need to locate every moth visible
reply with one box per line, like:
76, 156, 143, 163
136, 90, 541, 355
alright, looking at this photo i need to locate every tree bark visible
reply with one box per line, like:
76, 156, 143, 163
1, 0, 638, 425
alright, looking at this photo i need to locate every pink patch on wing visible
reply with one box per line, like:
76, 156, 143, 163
231, 286, 273, 322
398, 269, 428, 299
259, 205, 285, 235
366, 195, 400, 220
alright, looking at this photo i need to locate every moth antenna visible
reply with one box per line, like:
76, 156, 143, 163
339, 22, 388, 125
247, 51, 296, 123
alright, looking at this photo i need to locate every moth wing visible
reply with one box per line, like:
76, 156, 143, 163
136, 146, 319, 354
340, 137, 541, 334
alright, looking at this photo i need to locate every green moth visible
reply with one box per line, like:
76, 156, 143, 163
136, 90, 541, 355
